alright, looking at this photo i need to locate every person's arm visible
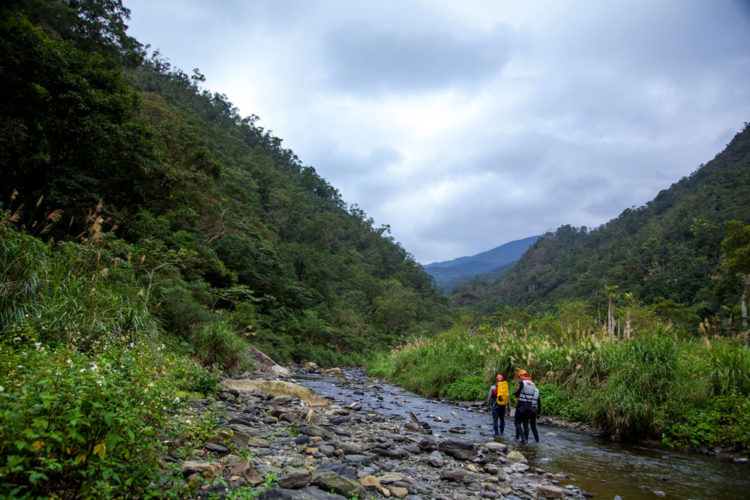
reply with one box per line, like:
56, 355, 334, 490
487, 385, 495, 406
513, 383, 522, 398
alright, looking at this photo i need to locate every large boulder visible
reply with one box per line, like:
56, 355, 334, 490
249, 347, 291, 377
221, 379, 331, 407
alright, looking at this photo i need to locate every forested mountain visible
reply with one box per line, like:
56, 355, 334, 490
0, 0, 450, 365
452, 123, 750, 330
423, 235, 539, 293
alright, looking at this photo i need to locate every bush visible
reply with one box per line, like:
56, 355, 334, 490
0, 339, 180, 497
442, 375, 487, 401
191, 322, 253, 374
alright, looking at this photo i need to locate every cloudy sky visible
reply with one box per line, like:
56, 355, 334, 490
123, 0, 750, 265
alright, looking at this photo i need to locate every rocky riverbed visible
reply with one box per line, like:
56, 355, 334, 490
163, 367, 589, 499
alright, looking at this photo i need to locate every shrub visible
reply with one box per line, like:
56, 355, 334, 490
191, 322, 253, 373
442, 375, 487, 401
0, 339, 180, 497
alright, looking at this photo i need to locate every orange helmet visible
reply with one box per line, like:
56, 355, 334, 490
517, 369, 528, 378
496, 374, 504, 382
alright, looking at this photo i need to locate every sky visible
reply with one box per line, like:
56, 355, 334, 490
123, 0, 750, 265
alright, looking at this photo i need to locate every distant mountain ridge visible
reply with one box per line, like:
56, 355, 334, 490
423, 235, 541, 293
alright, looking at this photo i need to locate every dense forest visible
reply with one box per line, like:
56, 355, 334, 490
1, 0, 450, 367
452, 124, 750, 333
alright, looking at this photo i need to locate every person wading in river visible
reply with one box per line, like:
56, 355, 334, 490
514, 369, 541, 444
486, 374, 510, 438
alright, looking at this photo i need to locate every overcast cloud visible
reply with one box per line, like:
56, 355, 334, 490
124, 0, 750, 264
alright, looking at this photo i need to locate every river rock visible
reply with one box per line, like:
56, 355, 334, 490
360, 475, 390, 496
440, 468, 474, 482
180, 460, 222, 478
426, 450, 445, 467
316, 461, 359, 481
298, 424, 332, 439
536, 484, 565, 499
259, 487, 346, 499
221, 379, 331, 407
386, 484, 409, 498
228, 460, 263, 485
438, 439, 477, 461
484, 441, 508, 454
278, 469, 312, 489
506, 450, 527, 463
311, 470, 366, 498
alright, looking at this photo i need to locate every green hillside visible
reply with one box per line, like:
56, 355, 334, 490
452, 123, 750, 332
0, 0, 450, 366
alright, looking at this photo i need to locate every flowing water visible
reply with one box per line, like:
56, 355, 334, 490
294, 369, 750, 499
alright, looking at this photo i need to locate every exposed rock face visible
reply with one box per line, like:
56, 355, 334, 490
168, 369, 589, 499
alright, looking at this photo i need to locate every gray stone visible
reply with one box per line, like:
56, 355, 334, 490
440, 469, 473, 483
536, 484, 565, 499
426, 450, 444, 468
258, 487, 346, 499
204, 442, 229, 454
311, 470, 366, 498
438, 439, 477, 461
298, 424, 332, 439
316, 462, 358, 481
278, 469, 312, 489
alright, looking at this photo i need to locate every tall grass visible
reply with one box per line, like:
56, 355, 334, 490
368, 312, 750, 452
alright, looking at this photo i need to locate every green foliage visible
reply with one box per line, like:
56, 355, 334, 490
442, 375, 487, 401
537, 384, 589, 422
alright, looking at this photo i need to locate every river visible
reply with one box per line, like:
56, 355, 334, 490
294, 369, 750, 500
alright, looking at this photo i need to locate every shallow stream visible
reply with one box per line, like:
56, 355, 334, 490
294, 369, 750, 499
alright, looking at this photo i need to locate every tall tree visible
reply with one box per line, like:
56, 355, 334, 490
721, 220, 750, 329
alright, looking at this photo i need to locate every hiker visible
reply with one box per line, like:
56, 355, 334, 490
486, 374, 510, 436
514, 369, 541, 443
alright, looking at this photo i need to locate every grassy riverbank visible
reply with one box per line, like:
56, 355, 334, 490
0, 216, 225, 497
367, 316, 750, 454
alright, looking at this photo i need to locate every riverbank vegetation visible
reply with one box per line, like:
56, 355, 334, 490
368, 306, 750, 454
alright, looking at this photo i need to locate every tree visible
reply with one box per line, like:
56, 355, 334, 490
605, 285, 619, 337
721, 221, 750, 329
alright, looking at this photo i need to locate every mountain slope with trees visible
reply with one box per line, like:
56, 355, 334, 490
452, 123, 750, 332
0, 0, 450, 366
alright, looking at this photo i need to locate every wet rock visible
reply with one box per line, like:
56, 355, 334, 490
484, 441, 508, 454
652, 490, 667, 498
311, 470, 366, 498
278, 469, 312, 489
438, 439, 477, 461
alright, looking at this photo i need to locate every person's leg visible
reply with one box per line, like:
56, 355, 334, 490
529, 411, 539, 442
514, 408, 523, 439
498, 407, 505, 434
491, 406, 500, 435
